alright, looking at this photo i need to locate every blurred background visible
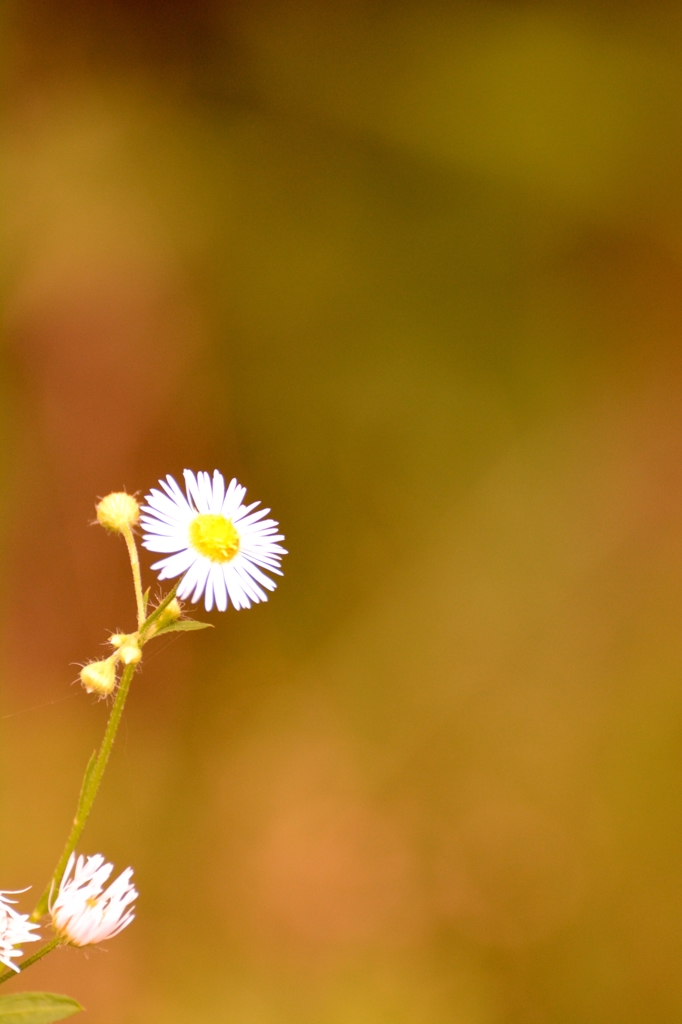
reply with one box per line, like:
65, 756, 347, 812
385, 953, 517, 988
3, 1, 682, 1020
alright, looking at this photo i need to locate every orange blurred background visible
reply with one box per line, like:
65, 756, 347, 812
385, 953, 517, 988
3, 1, 682, 1021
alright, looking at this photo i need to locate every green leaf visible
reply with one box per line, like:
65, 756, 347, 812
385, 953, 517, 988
75, 751, 97, 820
0, 992, 82, 1023
142, 587, 151, 614
153, 620, 213, 637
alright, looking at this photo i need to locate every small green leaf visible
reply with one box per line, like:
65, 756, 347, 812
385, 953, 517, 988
0, 992, 82, 1023
153, 620, 213, 637
75, 751, 97, 819
142, 587, 151, 614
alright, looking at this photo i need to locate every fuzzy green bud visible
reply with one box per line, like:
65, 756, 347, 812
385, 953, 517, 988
96, 492, 140, 533
156, 598, 182, 628
146, 597, 183, 639
118, 639, 142, 665
80, 657, 117, 696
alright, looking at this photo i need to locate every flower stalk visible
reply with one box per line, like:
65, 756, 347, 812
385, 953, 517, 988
121, 523, 145, 630
31, 660, 136, 921
0, 936, 61, 986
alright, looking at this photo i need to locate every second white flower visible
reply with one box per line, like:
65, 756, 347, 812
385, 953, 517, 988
50, 853, 137, 947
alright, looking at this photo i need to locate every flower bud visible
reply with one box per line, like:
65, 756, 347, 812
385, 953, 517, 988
96, 492, 140, 533
146, 598, 182, 639
80, 658, 117, 696
118, 640, 142, 666
156, 598, 182, 628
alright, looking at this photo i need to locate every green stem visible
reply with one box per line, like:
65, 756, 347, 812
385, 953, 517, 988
0, 937, 61, 986
31, 662, 137, 921
122, 524, 145, 629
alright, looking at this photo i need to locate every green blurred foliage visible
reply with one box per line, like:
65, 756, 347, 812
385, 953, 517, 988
3, 1, 682, 1021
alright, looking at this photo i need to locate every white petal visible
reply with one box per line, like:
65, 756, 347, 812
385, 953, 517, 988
165, 474, 191, 504
150, 548, 197, 579
144, 489, 191, 523
232, 562, 268, 602
211, 563, 228, 611
141, 534, 188, 554
232, 501, 262, 524
159, 475, 194, 515
198, 471, 213, 512
238, 556, 279, 592
184, 470, 208, 514
235, 506, 270, 527
210, 470, 226, 514
203, 571, 214, 612
224, 567, 251, 610
177, 557, 209, 602
240, 550, 283, 574
139, 515, 185, 536
191, 562, 211, 604
222, 481, 247, 518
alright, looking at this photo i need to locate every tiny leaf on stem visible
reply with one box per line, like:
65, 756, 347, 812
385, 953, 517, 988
153, 620, 213, 637
0, 992, 82, 1023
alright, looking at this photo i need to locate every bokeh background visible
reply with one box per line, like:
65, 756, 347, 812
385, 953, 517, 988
3, 1, 682, 1021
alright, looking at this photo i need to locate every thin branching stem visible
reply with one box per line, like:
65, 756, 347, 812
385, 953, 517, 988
121, 524, 145, 629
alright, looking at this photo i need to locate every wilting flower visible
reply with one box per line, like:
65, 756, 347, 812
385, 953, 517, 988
50, 854, 137, 947
141, 470, 286, 612
0, 890, 40, 972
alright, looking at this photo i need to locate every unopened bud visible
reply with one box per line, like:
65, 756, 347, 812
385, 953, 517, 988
146, 597, 183, 639
80, 657, 117, 696
156, 598, 182, 628
96, 492, 140, 533
118, 640, 142, 665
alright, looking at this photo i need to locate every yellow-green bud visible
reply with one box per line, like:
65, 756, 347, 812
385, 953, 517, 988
96, 492, 140, 533
156, 598, 182, 628
80, 658, 117, 696
146, 597, 183, 639
118, 640, 142, 665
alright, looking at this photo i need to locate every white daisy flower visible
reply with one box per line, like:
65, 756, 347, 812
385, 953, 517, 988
0, 890, 40, 972
140, 470, 287, 612
50, 853, 137, 947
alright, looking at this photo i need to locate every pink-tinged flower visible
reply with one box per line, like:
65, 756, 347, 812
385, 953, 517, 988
50, 854, 137, 946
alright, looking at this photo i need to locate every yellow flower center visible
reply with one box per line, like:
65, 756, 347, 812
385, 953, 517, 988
189, 514, 240, 563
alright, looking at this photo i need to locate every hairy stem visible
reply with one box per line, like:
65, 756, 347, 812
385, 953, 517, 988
122, 524, 145, 629
31, 663, 137, 921
0, 937, 61, 986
